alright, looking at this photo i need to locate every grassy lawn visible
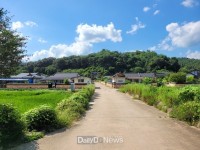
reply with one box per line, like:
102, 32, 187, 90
0, 89, 72, 114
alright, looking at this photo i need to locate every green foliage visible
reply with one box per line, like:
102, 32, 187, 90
24, 131, 44, 142
0, 90, 72, 114
171, 101, 200, 124
0, 104, 24, 148
56, 84, 95, 126
156, 78, 164, 87
119, 84, 200, 125
125, 79, 131, 84
56, 98, 85, 126
168, 72, 186, 84
18, 49, 181, 76
178, 86, 200, 103
178, 58, 200, 72
157, 86, 179, 107
23, 105, 58, 132
64, 78, 70, 85
141, 85, 157, 105
0, 8, 26, 77
186, 75, 194, 83
142, 77, 153, 84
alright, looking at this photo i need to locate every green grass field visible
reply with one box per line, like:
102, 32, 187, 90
0, 90, 72, 114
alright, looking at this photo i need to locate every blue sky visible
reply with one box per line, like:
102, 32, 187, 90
1, 0, 200, 61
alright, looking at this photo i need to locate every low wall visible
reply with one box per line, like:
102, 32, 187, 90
6, 84, 86, 89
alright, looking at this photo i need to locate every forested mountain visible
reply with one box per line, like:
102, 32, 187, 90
16, 49, 199, 77
177, 58, 200, 73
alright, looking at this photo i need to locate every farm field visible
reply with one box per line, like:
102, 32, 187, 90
0, 89, 72, 114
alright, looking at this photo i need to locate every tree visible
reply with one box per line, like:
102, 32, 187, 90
168, 72, 186, 84
0, 8, 26, 77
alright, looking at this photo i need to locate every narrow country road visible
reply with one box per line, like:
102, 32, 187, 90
14, 82, 200, 150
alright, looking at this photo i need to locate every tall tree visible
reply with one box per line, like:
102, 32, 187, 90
0, 8, 26, 77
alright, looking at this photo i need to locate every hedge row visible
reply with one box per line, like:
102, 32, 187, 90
0, 84, 95, 148
56, 84, 95, 126
119, 84, 200, 125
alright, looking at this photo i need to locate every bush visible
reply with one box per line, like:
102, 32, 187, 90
56, 84, 95, 126
142, 77, 153, 84
64, 79, 70, 85
56, 98, 85, 115
186, 75, 194, 83
178, 86, 200, 103
157, 86, 179, 108
23, 105, 58, 132
171, 101, 200, 124
70, 94, 89, 109
0, 104, 24, 148
56, 99, 85, 126
168, 72, 186, 84
141, 85, 157, 106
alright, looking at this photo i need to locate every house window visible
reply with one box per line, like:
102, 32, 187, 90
118, 80, 124, 83
78, 79, 84, 83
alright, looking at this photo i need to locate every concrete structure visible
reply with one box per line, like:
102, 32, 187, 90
71, 76, 91, 84
112, 72, 126, 84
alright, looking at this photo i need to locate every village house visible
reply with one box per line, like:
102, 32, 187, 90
187, 70, 200, 79
71, 76, 92, 85
42, 72, 79, 84
112, 72, 126, 84
125, 72, 166, 83
11, 73, 45, 83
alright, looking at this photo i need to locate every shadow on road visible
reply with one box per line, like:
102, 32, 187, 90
10, 141, 38, 150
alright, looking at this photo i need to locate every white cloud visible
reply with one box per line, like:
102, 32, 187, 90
166, 21, 200, 47
143, 7, 150, 12
26, 23, 122, 61
25, 21, 38, 27
26, 42, 92, 61
181, 0, 199, 7
150, 20, 200, 51
186, 50, 200, 59
76, 22, 122, 43
12, 21, 38, 30
38, 38, 47, 43
12, 21, 24, 30
127, 17, 146, 34
149, 37, 174, 51
153, 10, 160, 15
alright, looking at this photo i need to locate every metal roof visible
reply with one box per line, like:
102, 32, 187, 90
11, 73, 45, 79
43, 73, 79, 80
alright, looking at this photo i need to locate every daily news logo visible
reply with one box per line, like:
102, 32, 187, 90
77, 136, 124, 144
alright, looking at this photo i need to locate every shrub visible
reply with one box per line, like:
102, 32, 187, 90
56, 84, 95, 126
156, 78, 164, 87
178, 86, 200, 103
56, 98, 85, 115
141, 85, 157, 106
64, 79, 70, 85
157, 86, 179, 108
0, 104, 24, 148
171, 101, 200, 124
142, 77, 153, 84
56, 99, 85, 126
186, 75, 194, 83
23, 105, 58, 132
168, 72, 186, 84
70, 94, 89, 109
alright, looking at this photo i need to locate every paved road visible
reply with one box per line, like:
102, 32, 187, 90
14, 82, 200, 150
